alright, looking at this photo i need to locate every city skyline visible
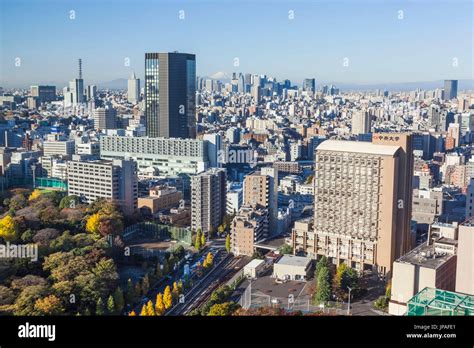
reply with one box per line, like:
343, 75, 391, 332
1, 0, 473, 88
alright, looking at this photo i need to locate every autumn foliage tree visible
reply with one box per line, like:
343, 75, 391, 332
0, 215, 18, 241
155, 293, 165, 315
28, 189, 42, 201
34, 295, 64, 315
163, 285, 172, 309
86, 213, 101, 235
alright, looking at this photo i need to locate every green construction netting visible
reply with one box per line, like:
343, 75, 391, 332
407, 287, 474, 316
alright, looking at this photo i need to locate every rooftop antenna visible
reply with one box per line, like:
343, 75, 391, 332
78, 58, 82, 79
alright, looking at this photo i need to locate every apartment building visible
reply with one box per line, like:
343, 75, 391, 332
243, 167, 278, 236
191, 168, 226, 233
67, 157, 138, 215
230, 205, 268, 256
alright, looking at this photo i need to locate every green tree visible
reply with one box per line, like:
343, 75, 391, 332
315, 266, 331, 305
200, 233, 206, 247
107, 295, 115, 315
279, 244, 293, 255
155, 262, 162, 279
96, 297, 106, 315
141, 275, 150, 296
125, 279, 135, 304
207, 302, 237, 316
59, 195, 81, 209
194, 230, 202, 250
315, 256, 330, 279
225, 235, 231, 253
134, 282, 142, 299
113, 287, 125, 314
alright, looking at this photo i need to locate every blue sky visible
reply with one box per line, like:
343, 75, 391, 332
0, 0, 473, 87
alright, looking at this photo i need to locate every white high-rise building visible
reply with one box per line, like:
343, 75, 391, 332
67, 157, 138, 215
351, 109, 371, 135
127, 71, 140, 104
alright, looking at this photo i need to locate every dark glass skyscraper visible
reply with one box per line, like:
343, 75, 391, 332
303, 78, 316, 92
145, 52, 196, 139
443, 80, 458, 101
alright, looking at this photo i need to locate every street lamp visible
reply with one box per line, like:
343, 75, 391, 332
347, 286, 352, 315
31, 164, 36, 188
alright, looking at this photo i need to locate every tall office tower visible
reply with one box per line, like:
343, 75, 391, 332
86, 85, 97, 101
72, 58, 84, 105
30, 85, 56, 103
191, 168, 226, 234
313, 135, 413, 275
351, 109, 371, 135
67, 157, 138, 216
444, 80, 458, 101
238, 73, 245, 93
127, 71, 140, 104
251, 85, 261, 103
145, 52, 196, 139
302, 78, 316, 93
243, 167, 278, 237
93, 103, 117, 131
244, 73, 252, 93
428, 105, 440, 128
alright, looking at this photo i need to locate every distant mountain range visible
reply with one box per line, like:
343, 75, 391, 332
4, 77, 473, 92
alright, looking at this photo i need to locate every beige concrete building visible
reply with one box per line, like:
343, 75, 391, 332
243, 167, 278, 236
138, 185, 182, 214
389, 238, 458, 315
292, 218, 315, 258
230, 206, 268, 256
312, 133, 413, 275
191, 168, 226, 233
455, 221, 474, 295
351, 109, 371, 135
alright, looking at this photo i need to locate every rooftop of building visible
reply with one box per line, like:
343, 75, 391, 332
275, 254, 312, 268
396, 241, 456, 269
461, 217, 474, 227
244, 258, 265, 269
316, 139, 400, 156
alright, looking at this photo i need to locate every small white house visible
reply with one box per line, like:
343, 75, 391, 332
243, 259, 265, 278
273, 255, 312, 281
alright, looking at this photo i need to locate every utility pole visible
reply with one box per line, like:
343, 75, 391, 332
347, 286, 352, 315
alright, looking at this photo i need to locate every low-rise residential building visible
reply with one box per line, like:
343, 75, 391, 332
273, 254, 313, 281
138, 185, 183, 215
